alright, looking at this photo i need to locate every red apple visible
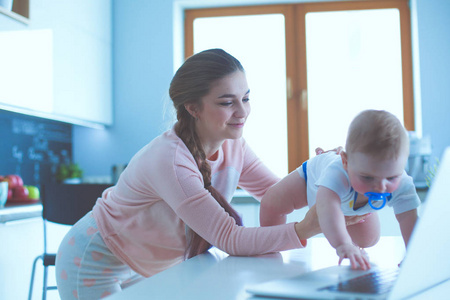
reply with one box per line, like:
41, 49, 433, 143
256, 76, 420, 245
5, 175, 23, 189
15, 175, 24, 187
7, 189, 13, 201
12, 186, 29, 200
4, 176, 16, 189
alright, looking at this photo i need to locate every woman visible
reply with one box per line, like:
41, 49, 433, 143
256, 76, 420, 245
55, 49, 364, 299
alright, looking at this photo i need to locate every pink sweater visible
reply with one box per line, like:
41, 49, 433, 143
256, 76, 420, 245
93, 128, 303, 277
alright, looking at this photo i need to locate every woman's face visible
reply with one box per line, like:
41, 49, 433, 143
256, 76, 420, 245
193, 71, 251, 147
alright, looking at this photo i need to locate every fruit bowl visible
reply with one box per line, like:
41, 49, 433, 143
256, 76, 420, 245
8, 198, 40, 204
0, 174, 40, 205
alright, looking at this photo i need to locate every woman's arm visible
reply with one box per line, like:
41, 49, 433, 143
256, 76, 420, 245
395, 208, 418, 247
260, 170, 308, 226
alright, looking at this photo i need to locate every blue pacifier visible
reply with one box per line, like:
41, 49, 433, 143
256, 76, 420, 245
364, 192, 392, 210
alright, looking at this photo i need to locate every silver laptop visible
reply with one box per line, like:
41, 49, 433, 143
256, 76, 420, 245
246, 146, 450, 299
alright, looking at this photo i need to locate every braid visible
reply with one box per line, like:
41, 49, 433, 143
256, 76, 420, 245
169, 49, 245, 259
175, 108, 243, 259
175, 110, 206, 173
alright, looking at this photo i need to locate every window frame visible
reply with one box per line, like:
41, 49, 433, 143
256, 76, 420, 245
184, 0, 414, 172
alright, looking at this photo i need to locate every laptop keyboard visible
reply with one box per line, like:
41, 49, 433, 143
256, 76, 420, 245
320, 268, 400, 294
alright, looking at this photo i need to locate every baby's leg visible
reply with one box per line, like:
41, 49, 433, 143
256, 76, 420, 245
346, 212, 380, 248
260, 170, 308, 226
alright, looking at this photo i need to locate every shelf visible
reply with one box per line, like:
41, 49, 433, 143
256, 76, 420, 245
0, 0, 29, 24
0, 202, 42, 223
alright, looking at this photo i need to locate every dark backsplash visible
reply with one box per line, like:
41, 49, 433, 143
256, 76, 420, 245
0, 109, 72, 188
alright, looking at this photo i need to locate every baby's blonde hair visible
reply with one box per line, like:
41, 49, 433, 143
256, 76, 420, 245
345, 110, 409, 160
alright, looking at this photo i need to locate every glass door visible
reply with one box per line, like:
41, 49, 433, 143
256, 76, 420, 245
305, 8, 405, 156
189, 12, 289, 177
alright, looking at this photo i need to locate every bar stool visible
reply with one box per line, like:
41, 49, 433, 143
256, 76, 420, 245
28, 183, 111, 300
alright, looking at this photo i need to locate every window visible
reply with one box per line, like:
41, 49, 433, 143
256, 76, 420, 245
185, 0, 413, 173
191, 13, 288, 177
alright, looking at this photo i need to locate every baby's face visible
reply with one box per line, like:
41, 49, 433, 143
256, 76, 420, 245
342, 151, 408, 195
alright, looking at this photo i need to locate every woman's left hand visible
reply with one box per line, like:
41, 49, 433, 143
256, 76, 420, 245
294, 205, 322, 241
315, 146, 344, 156
295, 205, 371, 241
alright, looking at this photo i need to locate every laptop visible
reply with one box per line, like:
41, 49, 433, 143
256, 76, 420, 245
246, 146, 450, 299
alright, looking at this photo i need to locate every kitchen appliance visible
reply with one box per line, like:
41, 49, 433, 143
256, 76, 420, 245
406, 132, 431, 188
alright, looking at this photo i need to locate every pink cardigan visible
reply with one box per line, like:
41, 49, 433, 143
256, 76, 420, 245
93, 128, 303, 277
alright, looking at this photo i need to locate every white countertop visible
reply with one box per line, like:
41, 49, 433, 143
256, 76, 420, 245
104, 236, 449, 300
0, 202, 42, 223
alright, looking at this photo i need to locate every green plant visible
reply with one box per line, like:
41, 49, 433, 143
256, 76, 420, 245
56, 163, 83, 182
425, 158, 440, 188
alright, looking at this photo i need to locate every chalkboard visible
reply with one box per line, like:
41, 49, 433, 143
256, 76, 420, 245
0, 109, 72, 188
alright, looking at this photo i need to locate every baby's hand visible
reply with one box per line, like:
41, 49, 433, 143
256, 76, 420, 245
336, 243, 371, 270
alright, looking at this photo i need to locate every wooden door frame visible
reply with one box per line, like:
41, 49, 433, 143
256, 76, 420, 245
184, 0, 414, 172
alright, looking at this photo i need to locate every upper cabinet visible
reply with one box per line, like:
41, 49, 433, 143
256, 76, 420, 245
0, 0, 112, 127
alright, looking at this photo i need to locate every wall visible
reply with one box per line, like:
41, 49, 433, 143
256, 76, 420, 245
0, 109, 72, 187
73, 0, 175, 179
413, 0, 450, 162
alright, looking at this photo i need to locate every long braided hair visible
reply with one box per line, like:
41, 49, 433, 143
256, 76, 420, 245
169, 49, 244, 259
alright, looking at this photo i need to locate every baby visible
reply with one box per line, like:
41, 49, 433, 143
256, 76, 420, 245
260, 110, 420, 269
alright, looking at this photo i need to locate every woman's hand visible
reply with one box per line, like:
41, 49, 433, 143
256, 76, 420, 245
315, 146, 344, 156
294, 205, 370, 241
344, 213, 371, 227
295, 205, 322, 241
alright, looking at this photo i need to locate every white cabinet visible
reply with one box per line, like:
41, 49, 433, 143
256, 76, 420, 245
0, 0, 112, 127
0, 217, 70, 300
0, 218, 44, 300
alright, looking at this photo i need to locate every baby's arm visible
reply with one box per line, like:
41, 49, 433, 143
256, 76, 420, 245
316, 186, 371, 270
395, 208, 418, 247
260, 171, 308, 226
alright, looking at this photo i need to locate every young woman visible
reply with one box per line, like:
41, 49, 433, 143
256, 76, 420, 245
55, 49, 365, 299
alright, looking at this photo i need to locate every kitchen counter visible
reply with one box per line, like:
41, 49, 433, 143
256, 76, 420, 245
105, 236, 450, 300
0, 202, 42, 223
